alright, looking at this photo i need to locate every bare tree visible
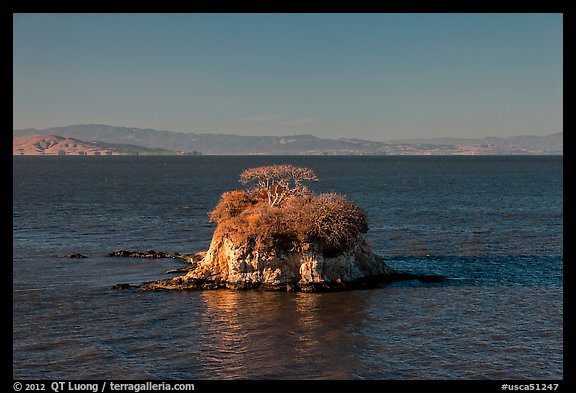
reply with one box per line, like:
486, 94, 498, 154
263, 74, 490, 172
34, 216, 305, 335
239, 164, 319, 207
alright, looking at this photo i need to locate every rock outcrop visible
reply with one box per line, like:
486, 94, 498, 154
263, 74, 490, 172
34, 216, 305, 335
140, 235, 399, 292
116, 164, 445, 292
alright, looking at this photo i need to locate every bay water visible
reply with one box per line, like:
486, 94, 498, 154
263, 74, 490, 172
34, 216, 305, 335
12, 156, 563, 379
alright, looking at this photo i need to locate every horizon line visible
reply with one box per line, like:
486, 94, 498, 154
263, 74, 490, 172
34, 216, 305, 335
12, 123, 563, 143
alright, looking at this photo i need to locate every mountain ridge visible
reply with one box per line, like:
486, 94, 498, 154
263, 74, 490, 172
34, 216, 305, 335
13, 124, 562, 155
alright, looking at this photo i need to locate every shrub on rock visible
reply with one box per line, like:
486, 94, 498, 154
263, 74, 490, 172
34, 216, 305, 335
208, 165, 368, 256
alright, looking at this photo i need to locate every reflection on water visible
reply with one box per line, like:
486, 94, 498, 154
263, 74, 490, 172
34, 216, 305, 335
12, 280, 562, 379
176, 286, 561, 380
195, 290, 370, 379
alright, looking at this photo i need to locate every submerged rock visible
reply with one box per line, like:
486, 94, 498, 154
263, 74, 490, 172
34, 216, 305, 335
65, 253, 87, 259
112, 283, 141, 290
107, 250, 202, 260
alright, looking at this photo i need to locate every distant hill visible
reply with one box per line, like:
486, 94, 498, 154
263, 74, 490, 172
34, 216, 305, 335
13, 134, 180, 156
13, 125, 380, 155
13, 124, 563, 155
386, 133, 563, 152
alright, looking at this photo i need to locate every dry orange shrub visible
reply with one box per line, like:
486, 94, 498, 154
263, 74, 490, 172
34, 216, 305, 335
208, 172, 368, 256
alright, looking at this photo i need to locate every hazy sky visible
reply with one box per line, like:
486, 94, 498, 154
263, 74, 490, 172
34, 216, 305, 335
13, 13, 562, 141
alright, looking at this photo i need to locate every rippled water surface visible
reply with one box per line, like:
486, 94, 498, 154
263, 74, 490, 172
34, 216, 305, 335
13, 156, 563, 379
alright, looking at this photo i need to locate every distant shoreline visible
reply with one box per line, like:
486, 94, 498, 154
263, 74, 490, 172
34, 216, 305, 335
12, 153, 563, 157
13, 125, 562, 156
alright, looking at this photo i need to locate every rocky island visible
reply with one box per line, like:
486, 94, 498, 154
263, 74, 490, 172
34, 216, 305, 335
130, 164, 440, 292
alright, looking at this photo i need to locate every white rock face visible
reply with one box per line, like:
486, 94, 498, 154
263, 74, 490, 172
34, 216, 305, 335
177, 235, 396, 292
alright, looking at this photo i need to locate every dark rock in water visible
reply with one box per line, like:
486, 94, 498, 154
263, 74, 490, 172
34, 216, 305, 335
107, 250, 133, 257
107, 250, 199, 260
65, 253, 87, 259
414, 274, 445, 283
112, 283, 140, 290
386, 272, 445, 283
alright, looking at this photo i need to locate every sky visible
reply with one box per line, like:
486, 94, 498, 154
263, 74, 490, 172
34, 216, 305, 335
13, 13, 563, 141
